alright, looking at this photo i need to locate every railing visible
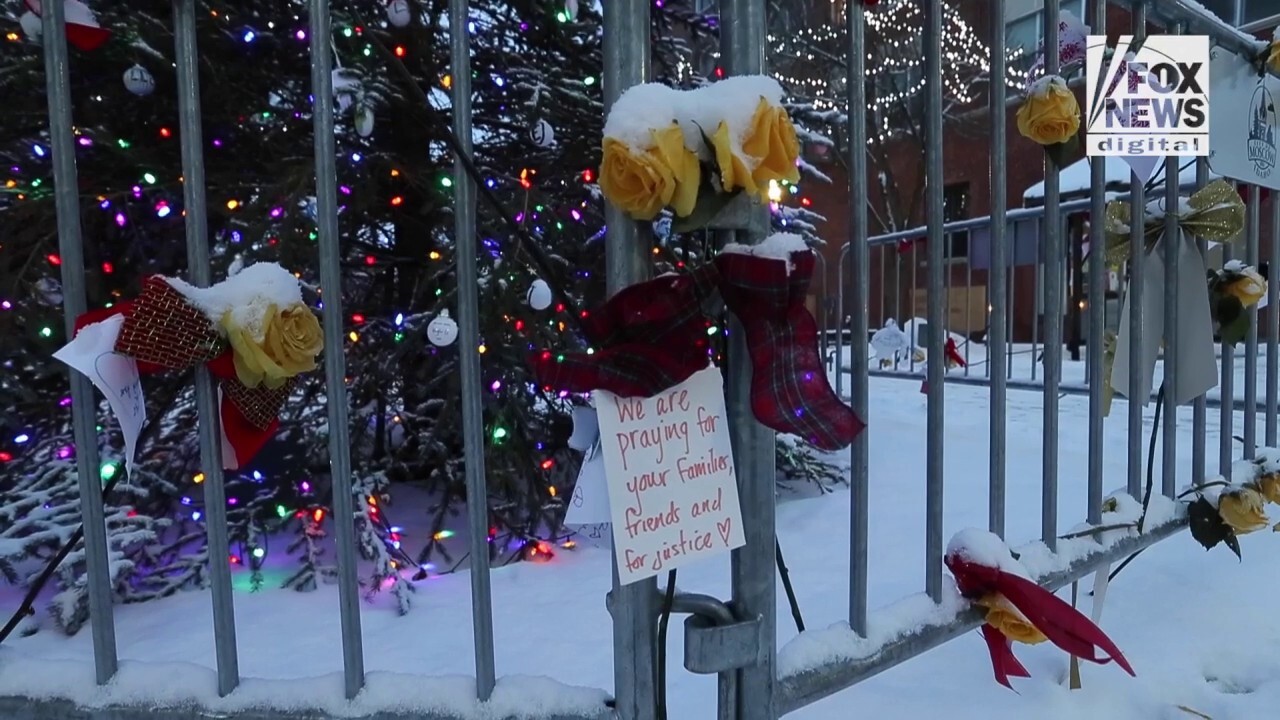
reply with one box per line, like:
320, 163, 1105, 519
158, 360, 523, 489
10, 0, 1279, 719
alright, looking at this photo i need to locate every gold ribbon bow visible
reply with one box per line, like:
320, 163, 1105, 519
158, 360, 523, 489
1103, 179, 1245, 413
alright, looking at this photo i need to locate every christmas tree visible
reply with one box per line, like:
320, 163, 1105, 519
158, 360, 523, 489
0, 0, 837, 631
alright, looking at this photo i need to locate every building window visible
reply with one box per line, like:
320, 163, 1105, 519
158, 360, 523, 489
943, 182, 970, 260
1006, 0, 1086, 63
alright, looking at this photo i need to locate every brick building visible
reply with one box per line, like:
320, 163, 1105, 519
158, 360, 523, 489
805, 0, 1280, 343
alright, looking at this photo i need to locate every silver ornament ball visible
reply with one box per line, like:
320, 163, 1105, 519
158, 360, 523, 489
529, 119, 555, 148
526, 279, 553, 311
427, 311, 459, 347
386, 0, 412, 27
123, 65, 155, 97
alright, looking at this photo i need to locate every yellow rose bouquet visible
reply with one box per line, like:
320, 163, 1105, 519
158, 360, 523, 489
1015, 74, 1081, 166
55, 262, 323, 471
1185, 454, 1280, 559
599, 76, 801, 231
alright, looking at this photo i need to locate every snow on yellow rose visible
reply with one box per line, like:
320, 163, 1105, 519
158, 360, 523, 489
599, 124, 700, 220
222, 302, 323, 389
1223, 266, 1267, 308
1258, 473, 1280, 505
977, 594, 1046, 645
710, 120, 758, 198
1218, 488, 1270, 535
1016, 76, 1080, 146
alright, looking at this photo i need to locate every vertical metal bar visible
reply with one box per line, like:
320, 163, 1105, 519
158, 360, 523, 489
449, 0, 497, 700
1268, 195, 1280, 447
847, 0, 870, 637
923, 0, 945, 601
835, 247, 846, 401
1161, 27, 1182, 499
602, 0, 657, 715
308, 0, 366, 699
1086, 0, 1107, 525
1193, 159, 1209, 484
1031, 222, 1040, 384
1009, 263, 1017, 379
910, 244, 919, 373
173, 0, 239, 695
1221, 220, 1236, 480
988, 0, 1008, 538
1128, 2, 1148, 497
721, 0, 776, 713
1040, 0, 1062, 550
40, 0, 118, 685
1245, 185, 1261, 458
965, 255, 972, 376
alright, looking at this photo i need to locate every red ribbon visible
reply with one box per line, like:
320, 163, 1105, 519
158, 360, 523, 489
946, 553, 1135, 689
75, 276, 292, 468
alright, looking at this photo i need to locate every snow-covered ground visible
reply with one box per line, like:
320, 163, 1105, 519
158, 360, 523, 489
2, 366, 1278, 718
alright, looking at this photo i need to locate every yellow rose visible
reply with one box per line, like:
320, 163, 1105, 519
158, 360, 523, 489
1257, 473, 1280, 505
710, 120, 758, 198
1016, 78, 1081, 146
222, 303, 323, 389
1223, 267, 1267, 308
1269, 41, 1280, 77
1218, 488, 1270, 535
742, 97, 801, 190
599, 124, 700, 220
977, 594, 1046, 645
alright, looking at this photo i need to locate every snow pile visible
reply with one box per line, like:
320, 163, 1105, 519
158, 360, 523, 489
166, 262, 304, 342
722, 232, 809, 271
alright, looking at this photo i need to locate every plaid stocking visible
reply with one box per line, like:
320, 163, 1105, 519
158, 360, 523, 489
714, 249, 864, 451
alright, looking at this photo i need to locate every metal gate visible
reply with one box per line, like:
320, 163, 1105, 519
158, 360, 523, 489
10, 0, 1280, 718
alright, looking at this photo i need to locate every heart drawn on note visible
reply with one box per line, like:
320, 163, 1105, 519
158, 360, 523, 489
717, 517, 733, 546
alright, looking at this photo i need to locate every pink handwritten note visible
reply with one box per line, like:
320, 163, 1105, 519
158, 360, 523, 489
594, 365, 745, 585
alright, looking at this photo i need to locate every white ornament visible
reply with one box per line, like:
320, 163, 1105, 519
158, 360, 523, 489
427, 311, 458, 346
564, 0, 579, 20
386, 0, 412, 27
123, 65, 155, 97
526, 279, 553, 310
19, 12, 41, 42
529, 119, 555, 148
355, 105, 375, 137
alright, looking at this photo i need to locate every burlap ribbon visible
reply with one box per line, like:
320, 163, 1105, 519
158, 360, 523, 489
75, 276, 296, 469
529, 248, 865, 451
1105, 179, 1245, 408
946, 551, 1135, 689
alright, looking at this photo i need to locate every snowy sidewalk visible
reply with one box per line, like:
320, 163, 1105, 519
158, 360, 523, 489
2, 378, 1279, 718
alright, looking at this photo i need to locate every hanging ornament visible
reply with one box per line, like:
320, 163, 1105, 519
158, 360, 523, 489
526, 279, 553, 311
332, 68, 358, 113
427, 311, 458, 346
529, 119, 555, 148
564, 0, 579, 20
123, 64, 155, 96
355, 105, 375, 138
652, 216, 673, 240
386, 0, 412, 27
23, 0, 111, 52
19, 12, 41, 42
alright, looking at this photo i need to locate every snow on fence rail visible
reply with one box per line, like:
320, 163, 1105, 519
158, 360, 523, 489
13, 0, 1280, 718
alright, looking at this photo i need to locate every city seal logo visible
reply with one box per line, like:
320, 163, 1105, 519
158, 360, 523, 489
1248, 82, 1277, 178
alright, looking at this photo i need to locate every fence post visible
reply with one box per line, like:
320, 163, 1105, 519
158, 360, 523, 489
40, 0, 119, 685
307, 0, 367, 699
846, 0, 870, 637
172, 0, 240, 695
922, 0, 946, 600
719, 0, 777, 715
989, 0, 1009, 536
448, 0, 498, 700
601, 0, 659, 717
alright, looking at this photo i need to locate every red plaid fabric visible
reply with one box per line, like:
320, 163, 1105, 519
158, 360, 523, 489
530, 249, 866, 451
530, 267, 718, 398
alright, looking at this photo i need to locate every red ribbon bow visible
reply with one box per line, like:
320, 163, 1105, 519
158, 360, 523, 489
529, 248, 865, 451
945, 550, 1135, 689
75, 276, 293, 469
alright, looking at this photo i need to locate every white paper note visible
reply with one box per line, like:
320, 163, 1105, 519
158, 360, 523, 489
594, 365, 745, 585
564, 440, 612, 526
53, 315, 146, 477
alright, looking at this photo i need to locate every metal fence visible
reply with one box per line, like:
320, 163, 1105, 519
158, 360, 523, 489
15, 0, 1280, 719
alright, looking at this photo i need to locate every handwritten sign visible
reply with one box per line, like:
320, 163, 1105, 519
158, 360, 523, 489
565, 439, 612, 526
53, 315, 146, 477
595, 365, 745, 584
